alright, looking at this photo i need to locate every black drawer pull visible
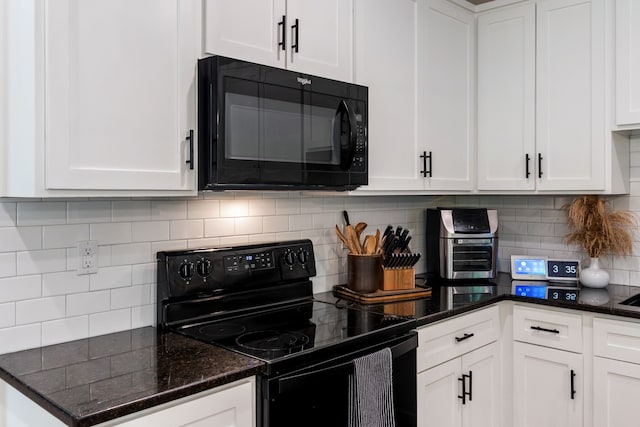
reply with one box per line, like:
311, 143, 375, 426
530, 325, 560, 334
525, 153, 531, 178
570, 369, 576, 399
455, 333, 474, 343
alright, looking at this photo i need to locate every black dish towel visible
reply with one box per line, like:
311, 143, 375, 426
349, 347, 396, 427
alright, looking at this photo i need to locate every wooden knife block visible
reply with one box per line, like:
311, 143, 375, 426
382, 267, 415, 291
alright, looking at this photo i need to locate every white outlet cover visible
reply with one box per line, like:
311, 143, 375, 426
77, 240, 98, 275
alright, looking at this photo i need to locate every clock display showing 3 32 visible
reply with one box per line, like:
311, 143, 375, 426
511, 255, 581, 282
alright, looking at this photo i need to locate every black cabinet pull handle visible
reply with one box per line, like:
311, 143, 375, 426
530, 325, 560, 334
420, 151, 432, 178
277, 15, 286, 51
538, 153, 543, 178
455, 332, 474, 343
467, 371, 473, 402
458, 375, 467, 404
186, 129, 194, 170
291, 18, 299, 53
570, 369, 576, 399
458, 372, 472, 404
525, 153, 531, 178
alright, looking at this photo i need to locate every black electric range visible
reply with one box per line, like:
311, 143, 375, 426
157, 240, 417, 426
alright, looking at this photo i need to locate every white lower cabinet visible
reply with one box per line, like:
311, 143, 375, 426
416, 305, 501, 427
0, 377, 255, 427
513, 342, 583, 427
418, 342, 500, 427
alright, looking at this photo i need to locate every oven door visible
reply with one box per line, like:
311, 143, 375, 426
199, 56, 368, 191
260, 332, 417, 427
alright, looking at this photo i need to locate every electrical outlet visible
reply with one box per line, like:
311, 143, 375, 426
77, 240, 98, 275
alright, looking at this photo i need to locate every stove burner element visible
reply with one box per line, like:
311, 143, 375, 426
198, 323, 246, 339
236, 330, 310, 355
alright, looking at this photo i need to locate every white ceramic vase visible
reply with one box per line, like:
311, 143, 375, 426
579, 257, 609, 288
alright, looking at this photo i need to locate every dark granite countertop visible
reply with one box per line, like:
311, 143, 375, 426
317, 273, 640, 327
0, 327, 265, 427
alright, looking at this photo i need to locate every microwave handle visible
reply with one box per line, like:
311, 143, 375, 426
335, 100, 357, 170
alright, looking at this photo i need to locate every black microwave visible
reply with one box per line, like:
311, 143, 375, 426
197, 56, 368, 191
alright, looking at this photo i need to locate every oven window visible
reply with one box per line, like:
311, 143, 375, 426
224, 77, 341, 166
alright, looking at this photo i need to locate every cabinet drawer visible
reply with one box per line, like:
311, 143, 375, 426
594, 317, 640, 363
417, 305, 499, 372
513, 305, 582, 353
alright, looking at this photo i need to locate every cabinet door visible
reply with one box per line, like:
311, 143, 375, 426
593, 357, 640, 427
462, 343, 500, 427
419, 0, 475, 191
204, 0, 286, 68
616, 0, 640, 126
536, 0, 605, 191
417, 358, 462, 427
476, 3, 536, 191
353, 0, 424, 192
111, 379, 254, 426
513, 342, 583, 427
285, 0, 353, 82
45, 0, 198, 191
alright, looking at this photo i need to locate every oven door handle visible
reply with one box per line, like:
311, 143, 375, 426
278, 333, 416, 395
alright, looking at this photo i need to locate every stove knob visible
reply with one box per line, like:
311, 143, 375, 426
297, 249, 309, 264
178, 261, 195, 280
284, 250, 296, 266
196, 258, 212, 277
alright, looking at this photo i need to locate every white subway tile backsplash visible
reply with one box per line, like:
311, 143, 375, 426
248, 199, 276, 216
90, 223, 132, 245
0, 202, 17, 226
0, 303, 15, 328
89, 266, 132, 291
263, 216, 289, 233
2, 191, 640, 356
169, 220, 204, 240
41, 316, 89, 346
66, 290, 110, 317
89, 308, 131, 336
43, 271, 90, 296
151, 200, 187, 220
17, 202, 66, 226
111, 285, 150, 310
220, 200, 249, 217
132, 221, 170, 242
43, 224, 88, 249
0, 275, 41, 303
204, 218, 235, 237
15, 296, 66, 325
111, 243, 152, 266
187, 200, 220, 219
235, 217, 263, 235
0, 227, 42, 252
68, 201, 111, 224
16, 249, 67, 275
0, 324, 41, 353
0, 253, 16, 278
112, 201, 152, 222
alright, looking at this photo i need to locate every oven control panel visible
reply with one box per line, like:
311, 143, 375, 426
157, 240, 316, 298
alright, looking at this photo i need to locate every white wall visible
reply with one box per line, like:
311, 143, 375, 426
0, 136, 638, 355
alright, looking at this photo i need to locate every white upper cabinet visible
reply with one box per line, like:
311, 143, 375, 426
2, 0, 200, 197
477, 3, 536, 191
204, 0, 352, 82
477, 0, 627, 194
419, 0, 475, 191
45, 0, 198, 192
615, 0, 640, 126
536, 0, 605, 192
353, 0, 423, 192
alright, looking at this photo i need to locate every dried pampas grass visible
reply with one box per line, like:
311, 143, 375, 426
565, 195, 637, 258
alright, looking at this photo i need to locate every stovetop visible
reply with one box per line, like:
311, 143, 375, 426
175, 299, 413, 368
